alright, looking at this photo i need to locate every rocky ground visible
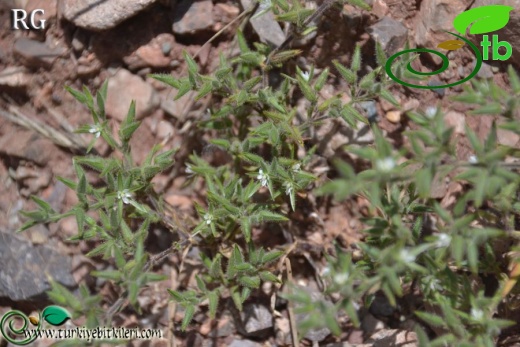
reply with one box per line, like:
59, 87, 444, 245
1, 0, 520, 346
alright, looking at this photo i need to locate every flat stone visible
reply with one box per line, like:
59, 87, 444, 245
241, 303, 273, 337
228, 339, 262, 347
368, 17, 408, 55
173, 0, 214, 35
0, 130, 55, 165
213, 3, 240, 24
60, 0, 158, 31
294, 285, 332, 342
444, 110, 465, 135
0, 231, 76, 301
199, 310, 235, 337
71, 29, 88, 53
0, 67, 31, 87
13, 37, 64, 68
240, 0, 285, 47
362, 313, 386, 337
372, 0, 389, 17
476, 62, 494, 79
366, 329, 418, 347
403, 98, 420, 111
414, 0, 472, 49
385, 110, 401, 123
497, 122, 520, 146
136, 45, 170, 68
105, 69, 159, 121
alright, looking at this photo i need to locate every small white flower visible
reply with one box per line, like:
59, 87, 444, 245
117, 189, 133, 204
322, 265, 331, 276
284, 181, 293, 196
471, 308, 484, 321
435, 233, 451, 248
376, 157, 395, 172
291, 163, 301, 172
300, 70, 311, 82
185, 164, 194, 175
399, 249, 416, 263
334, 272, 349, 285
468, 155, 478, 164
423, 275, 442, 291
257, 169, 269, 187
203, 213, 213, 225
89, 124, 101, 138
425, 106, 438, 119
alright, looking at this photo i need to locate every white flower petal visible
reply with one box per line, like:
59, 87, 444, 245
425, 106, 437, 119
471, 308, 484, 320
435, 233, 451, 248
376, 157, 395, 172
399, 249, 416, 263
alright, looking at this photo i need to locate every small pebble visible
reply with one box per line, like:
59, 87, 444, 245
361, 100, 378, 118
161, 42, 172, 56
385, 110, 401, 123
427, 80, 445, 97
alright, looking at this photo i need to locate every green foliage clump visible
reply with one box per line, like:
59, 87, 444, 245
19, 0, 520, 345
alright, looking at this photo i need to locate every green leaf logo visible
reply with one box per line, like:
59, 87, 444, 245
42, 306, 71, 326
453, 5, 513, 35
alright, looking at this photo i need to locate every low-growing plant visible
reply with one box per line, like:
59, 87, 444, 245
18, 0, 520, 345
286, 70, 520, 346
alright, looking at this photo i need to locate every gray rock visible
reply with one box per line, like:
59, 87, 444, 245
240, 0, 285, 47
71, 29, 88, 53
13, 37, 64, 68
366, 329, 418, 346
294, 285, 332, 342
475, 62, 494, 79
368, 17, 408, 55
241, 303, 273, 337
414, 0, 472, 50
361, 313, 386, 337
105, 69, 159, 121
445, 110, 466, 135
61, 0, 158, 31
369, 294, 396, 318
360, 101, 378, 119
0, 231, 76, 301
0, 67, 31, 88
0, 130, 56, 166
427, 79, 446, 96
228, 339, 262, 347
173, 0, 214, 35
